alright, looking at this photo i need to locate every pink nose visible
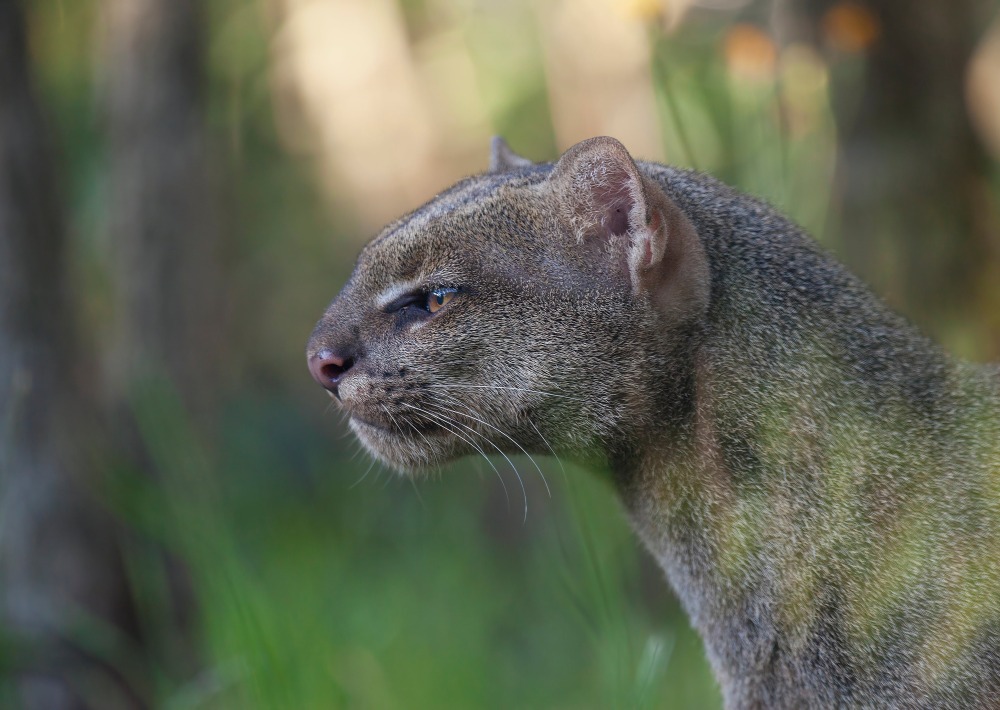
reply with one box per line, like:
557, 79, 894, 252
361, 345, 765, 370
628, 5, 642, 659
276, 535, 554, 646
308, 350, 354, 393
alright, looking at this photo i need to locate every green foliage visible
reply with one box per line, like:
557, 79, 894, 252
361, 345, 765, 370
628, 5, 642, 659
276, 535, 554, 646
104, 383, 719, 708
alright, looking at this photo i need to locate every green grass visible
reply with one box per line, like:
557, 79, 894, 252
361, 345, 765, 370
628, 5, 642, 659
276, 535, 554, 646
102, 383, 720, 708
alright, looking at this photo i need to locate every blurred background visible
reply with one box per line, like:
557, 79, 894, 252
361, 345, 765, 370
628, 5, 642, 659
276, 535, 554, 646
2, 0, 1000, 707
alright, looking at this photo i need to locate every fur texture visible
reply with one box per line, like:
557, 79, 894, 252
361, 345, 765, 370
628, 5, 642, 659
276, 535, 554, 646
307, 137, 1000, 708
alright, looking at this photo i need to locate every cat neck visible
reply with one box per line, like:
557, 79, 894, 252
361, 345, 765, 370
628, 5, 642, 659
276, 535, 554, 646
614, 354, 848, 705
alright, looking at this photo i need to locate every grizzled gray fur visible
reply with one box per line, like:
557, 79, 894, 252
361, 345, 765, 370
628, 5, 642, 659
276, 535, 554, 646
307, 136, 1000, 709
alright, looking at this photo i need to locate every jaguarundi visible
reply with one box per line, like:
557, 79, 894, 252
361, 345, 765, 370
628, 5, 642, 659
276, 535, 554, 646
307, 136, 1000, 708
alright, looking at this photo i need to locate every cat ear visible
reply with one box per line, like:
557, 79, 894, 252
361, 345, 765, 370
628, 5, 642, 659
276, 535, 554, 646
489, 136, 534, 172
547, 137, 668, 292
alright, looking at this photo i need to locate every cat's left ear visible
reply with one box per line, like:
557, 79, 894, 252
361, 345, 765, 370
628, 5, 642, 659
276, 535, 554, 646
546, 137, 710, 319
489, 136, 534, 172
547, 137, 667, 288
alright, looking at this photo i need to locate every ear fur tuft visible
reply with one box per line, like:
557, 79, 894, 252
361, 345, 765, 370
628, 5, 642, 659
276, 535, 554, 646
489, 136, 534, 173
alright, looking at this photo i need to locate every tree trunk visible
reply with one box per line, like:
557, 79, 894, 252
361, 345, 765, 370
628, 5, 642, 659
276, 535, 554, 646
773, 0, 998, 339
101, 0, 222, 407
0, 1, 141, 707
96, 0, 223, 685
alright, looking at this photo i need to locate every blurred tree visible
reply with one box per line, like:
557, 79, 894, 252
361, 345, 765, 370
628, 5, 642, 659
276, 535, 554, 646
101, 0, 223, 407
0, 1, 142, 707
97, 0, 224, 687
772, 0, 999, 343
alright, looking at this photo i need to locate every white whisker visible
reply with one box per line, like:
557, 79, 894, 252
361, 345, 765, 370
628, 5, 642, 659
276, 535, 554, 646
430, 395, 551, 501
527, 416, 566, 484
420, 399, 530, 522
407, 474, 427, 510
428, 383, 587, 404
350, 456, 378, 489
401, 402, 523, 510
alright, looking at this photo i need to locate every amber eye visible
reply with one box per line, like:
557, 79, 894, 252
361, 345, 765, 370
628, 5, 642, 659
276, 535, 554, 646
426, 288, 456, 313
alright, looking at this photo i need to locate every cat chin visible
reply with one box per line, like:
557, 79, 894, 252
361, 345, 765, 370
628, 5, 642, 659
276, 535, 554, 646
349, 417, 458, 474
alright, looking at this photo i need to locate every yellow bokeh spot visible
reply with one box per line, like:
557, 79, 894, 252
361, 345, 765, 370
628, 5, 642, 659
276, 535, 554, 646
620, 0, 663, 21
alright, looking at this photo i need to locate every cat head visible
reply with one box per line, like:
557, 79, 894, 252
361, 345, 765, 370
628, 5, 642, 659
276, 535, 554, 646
306, 137, 709, 472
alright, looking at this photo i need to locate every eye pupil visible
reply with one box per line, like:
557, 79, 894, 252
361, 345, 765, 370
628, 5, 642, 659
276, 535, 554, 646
427, 288, 455, 313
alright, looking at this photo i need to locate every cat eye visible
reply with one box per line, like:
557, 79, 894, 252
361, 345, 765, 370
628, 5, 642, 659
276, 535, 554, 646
427, 288, 456, 313
383, 287, 459, 316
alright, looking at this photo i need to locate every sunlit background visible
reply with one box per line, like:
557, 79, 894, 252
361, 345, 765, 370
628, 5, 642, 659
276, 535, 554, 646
3, 0, 1000, 707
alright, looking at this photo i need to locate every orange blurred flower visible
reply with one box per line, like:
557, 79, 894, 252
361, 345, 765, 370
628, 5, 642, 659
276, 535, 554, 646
822, 1, 880, 54
724, 23, 777, 82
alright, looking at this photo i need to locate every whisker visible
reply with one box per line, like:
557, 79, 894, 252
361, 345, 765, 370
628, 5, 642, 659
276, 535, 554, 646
325, 395, 348, 417
382, 405, 439, 474
349, 456, 379, 489
407, 475, 427, 510
527, 416, 566, 484
400, 401, 515, 515
420, 399, 530, 522
429, 395, 551, 501
381, 405, 403, 436
428, 383, 587, 404
398, 408, 439, 465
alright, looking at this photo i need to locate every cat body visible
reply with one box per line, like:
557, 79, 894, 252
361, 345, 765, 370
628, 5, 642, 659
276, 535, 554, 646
307, 137, 1000, 708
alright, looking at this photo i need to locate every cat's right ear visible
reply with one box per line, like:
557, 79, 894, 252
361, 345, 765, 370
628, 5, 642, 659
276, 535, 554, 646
489, 137, 534, 172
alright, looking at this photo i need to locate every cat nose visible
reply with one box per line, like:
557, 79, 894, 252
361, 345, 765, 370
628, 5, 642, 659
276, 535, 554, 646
308, 350, 355, 395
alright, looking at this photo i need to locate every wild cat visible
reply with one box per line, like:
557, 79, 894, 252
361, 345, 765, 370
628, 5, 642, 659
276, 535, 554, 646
308, 136, 1000, 708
